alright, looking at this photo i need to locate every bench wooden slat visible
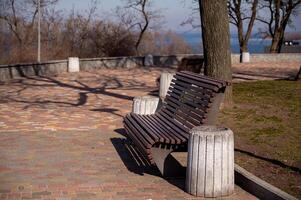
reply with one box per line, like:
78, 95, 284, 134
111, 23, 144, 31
148, 115, 179, 144
179, 71, 227, 88
124, 123, 151, 156
164, 102, 202, 127
167, 90, 210, 113
174, 75, 219, 92
170, 81, 213, 98
161, 108, 195, 129
125, 116, 153, 148
143, 115, 173, 144
164, 103, 204, 123
144, 115, 174, 144
165, 95, 208, 121
157, 111, 189, 133
170, 85, 211, 103
135, 114, 165, 143
155, 114, 188, 141
132, 114, 160, 143
125, 126, 154, 164
180, 71, 228, 87
150, 115, 184, 144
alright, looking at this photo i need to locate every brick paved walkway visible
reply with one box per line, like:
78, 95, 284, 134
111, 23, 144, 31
0, 67, 266, 200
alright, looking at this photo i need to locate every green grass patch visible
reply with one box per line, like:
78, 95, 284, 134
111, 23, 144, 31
218, 80, 301, 197
219, 80, 301, 164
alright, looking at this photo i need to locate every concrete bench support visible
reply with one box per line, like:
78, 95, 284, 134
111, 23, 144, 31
159, 72, 175, 100
186, 126, 234, 197
132, 96, 159, 115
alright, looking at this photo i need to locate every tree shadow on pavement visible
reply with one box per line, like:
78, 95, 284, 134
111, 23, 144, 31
0, 72, 155, 113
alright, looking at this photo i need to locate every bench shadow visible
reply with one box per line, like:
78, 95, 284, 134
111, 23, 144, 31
114, 128, 128, 137
110, 137, 186, 190
110, 137, 159, 176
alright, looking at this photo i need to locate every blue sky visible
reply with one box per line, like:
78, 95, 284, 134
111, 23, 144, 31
56, 0, 301, 34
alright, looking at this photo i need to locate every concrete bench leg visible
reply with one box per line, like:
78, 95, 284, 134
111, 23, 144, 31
151, 146, 185, 177
159, 72, 175, 100
186, 126, 234, 197
132, 96, 159, 115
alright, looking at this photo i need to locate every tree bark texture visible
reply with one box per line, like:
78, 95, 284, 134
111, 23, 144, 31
199, 0, 233, 106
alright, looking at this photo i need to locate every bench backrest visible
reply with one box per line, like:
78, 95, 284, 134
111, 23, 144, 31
159, 71, 228, 129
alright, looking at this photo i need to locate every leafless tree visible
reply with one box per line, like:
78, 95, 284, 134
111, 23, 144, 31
228, 0, 259, 54
116, 0, 163, 55
139, 30, 193, 55
0, 0, 192, 64
0, 0, 58, 62
257, 0, 301, 53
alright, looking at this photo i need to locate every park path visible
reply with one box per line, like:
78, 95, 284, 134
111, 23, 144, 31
0, 67, 259, 200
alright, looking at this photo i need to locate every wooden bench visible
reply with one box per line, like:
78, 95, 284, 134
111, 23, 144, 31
123, 71, 229, 176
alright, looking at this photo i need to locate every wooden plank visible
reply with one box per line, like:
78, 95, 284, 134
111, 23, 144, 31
124, 119, 149, 150
171, 81, 212, 97
132, 114, 160, 142
128, 115, 155, 145
174, 75, 219, 92
157, 111, 189, 133
170, 85, 211, 103
168, 91, 209, 112
125, 116, 153, 148
155, 114, 188, 141
170, 81, 213, 98
143, 115, 171, 143
179, 71, 226, 88
165, 95, 206, 124
124, 125, 153, 163
167, 91, 210, 114
180, 71, 227, 87
164, 102, 202, 127
151, 115, 183, 144
161, 108, 195, 129
148, 115, 178, 144
124, 123, 150, 154
135, 114, 165, 143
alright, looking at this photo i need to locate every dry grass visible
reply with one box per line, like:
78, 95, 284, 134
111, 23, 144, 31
218, 80, 301, 198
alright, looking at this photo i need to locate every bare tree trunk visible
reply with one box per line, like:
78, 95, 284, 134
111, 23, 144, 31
228, 0, 258, 55
270, 28, 282, 53
199, 0, 232, 107
134, 0, 149, 55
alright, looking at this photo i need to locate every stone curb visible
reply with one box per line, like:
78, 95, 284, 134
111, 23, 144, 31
234, 164, 298, 200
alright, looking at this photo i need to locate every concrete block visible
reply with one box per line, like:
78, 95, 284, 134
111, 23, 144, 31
68, 57, 80, 72
132, 96, 159, 115
241, 52, 250, 63
159, 72, 175, 100
186, 125, 234, 197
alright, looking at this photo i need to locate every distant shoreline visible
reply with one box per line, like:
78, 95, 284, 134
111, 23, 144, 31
180, 32, 301, 54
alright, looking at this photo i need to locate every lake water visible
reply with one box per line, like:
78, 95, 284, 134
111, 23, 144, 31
181, 32, 272, 53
